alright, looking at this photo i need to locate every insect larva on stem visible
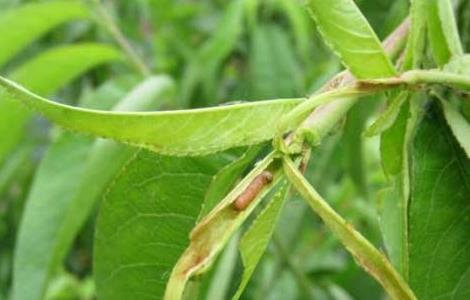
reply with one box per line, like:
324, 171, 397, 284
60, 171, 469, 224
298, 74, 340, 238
232, 171, 273, 211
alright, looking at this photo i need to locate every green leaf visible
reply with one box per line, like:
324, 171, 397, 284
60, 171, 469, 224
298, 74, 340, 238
283, 157, 416, 300
377, 183, 406, 275
0, 44, 121, 166
441, 100, 470, 160
199, 146, 262, 219
378, 93, 425, 280
199, 0, 246, 101
249, 24, 304, 99
180, 0, 246, 106
276, 0, 313, 62
342, 98, 376, 198
12, 133, 93, 300
0, 0, 88, 68
164, 153, 281, 300
94, 150, 239, 300
443, 54, 470, 76
427, 0, 463, 66
79, 75, 141, 110
0, 76, 303, 156
0, 144, 33, 197
8, 44, 122, 95
402, 0, 427, 70
306, 0, 396, 79
232, 180, 290, 299
12, 76, 173, 300
366, 91, 408, 137
205, 234, 240, 300
380, 100, 409, 176
408, 103, 470, 299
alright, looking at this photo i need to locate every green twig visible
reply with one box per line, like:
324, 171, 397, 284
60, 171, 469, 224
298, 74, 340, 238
92, 0, 151, 77
283, 156, 417, 300
364, 70, 470, 91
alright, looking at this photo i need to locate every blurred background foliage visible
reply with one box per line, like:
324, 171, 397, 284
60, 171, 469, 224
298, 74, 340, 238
0, 0, 466, 299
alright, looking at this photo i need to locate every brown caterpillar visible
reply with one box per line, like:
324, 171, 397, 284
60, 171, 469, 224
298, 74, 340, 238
233, 171, 273, 211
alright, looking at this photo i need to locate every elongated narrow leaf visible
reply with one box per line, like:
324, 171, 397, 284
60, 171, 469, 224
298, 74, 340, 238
276, 0, 313, 62
0, 44, 121, 165
233, 180, 290, 299
402, 0, 427, 70
441, 100, 470, 158
377, 183, 405, 274
0, 144, 33, 197
8, 44, 121, 95
444, 54, 470, 76
0, 0, 88, 68
199, 0, 246, 99
199, 146, 262, 219
249, 24, 303, 99
380, 100, 409, 176
180, 0, 246, 106
306, 0, 396, 78
12, 76, 173, 300
205, 234, 240, 300
366, 91, 408, 137
342, 98, 376, 198
12, 134, 93, 300
283, 157, 416, 300
0, 77, 303, 156
427, 0, 463, 66
94, 150, 240, 300
408, 104, 470, 298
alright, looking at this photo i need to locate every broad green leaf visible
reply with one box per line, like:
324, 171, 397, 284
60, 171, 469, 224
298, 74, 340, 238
249, 24, 303, 99
408, 104, 470, 299
441, 100, 470, 159
0, 0, 88, 68
306, 0, 396, 79
94, 150, 239, 300
12, 76, 173, 300
0, 44, 121, 166
232, 180, 290, 299
0, 76, 303, 156
427, 0, 463, 66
